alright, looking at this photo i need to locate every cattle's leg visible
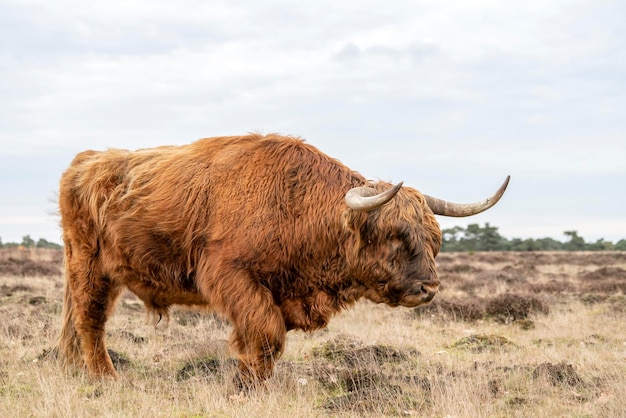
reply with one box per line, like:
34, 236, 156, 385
65, 252, 121, 378
208, 273, 286, 389
58, 246, 83, 369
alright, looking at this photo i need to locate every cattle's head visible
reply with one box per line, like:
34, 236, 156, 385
343, 176, 509, 308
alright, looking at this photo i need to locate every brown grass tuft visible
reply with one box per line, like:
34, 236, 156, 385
450, 334, 516, 352
532, 362, 583, 387
311, 334, 414, 366
412, 297, 485, 322
485, 293, 550, 323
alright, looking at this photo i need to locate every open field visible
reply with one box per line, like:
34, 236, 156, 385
1, 248, 625, 417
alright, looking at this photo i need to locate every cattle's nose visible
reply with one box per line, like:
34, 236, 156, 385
419, 280, 439, 302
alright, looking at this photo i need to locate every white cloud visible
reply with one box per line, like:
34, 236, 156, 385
0, 0, 624, 242
0, 216, 52, 225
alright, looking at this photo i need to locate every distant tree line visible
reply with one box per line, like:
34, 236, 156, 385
1, 226, 625, 252
442, 223, 626, 252
0, 235, 62, 250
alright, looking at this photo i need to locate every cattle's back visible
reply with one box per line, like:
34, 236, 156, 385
60, 134, 364, 278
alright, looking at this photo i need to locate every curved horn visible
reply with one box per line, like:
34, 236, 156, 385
424, 175, 510, 217
345, 182, 403, 211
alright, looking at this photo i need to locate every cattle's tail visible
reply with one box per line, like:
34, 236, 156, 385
57, 254, 83, 369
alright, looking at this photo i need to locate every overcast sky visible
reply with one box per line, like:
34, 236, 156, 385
1, 0, 624, 245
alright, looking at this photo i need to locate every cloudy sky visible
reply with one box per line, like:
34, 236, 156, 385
1, 0, 624, 245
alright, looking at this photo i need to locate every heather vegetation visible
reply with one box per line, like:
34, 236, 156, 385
442, 223, 626, 252
1, 247, 625, 416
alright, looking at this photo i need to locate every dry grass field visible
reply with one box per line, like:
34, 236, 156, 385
1, 247, 625, 417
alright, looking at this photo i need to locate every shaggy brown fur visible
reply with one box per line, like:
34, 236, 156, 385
57, 133, 443, 387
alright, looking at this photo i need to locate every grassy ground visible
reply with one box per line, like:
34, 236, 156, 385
1, 248, 625, 417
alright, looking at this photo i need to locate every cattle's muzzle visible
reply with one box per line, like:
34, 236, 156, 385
419, 280, 439, 303
402, 279, 440, 307
418, 281, 440, 303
